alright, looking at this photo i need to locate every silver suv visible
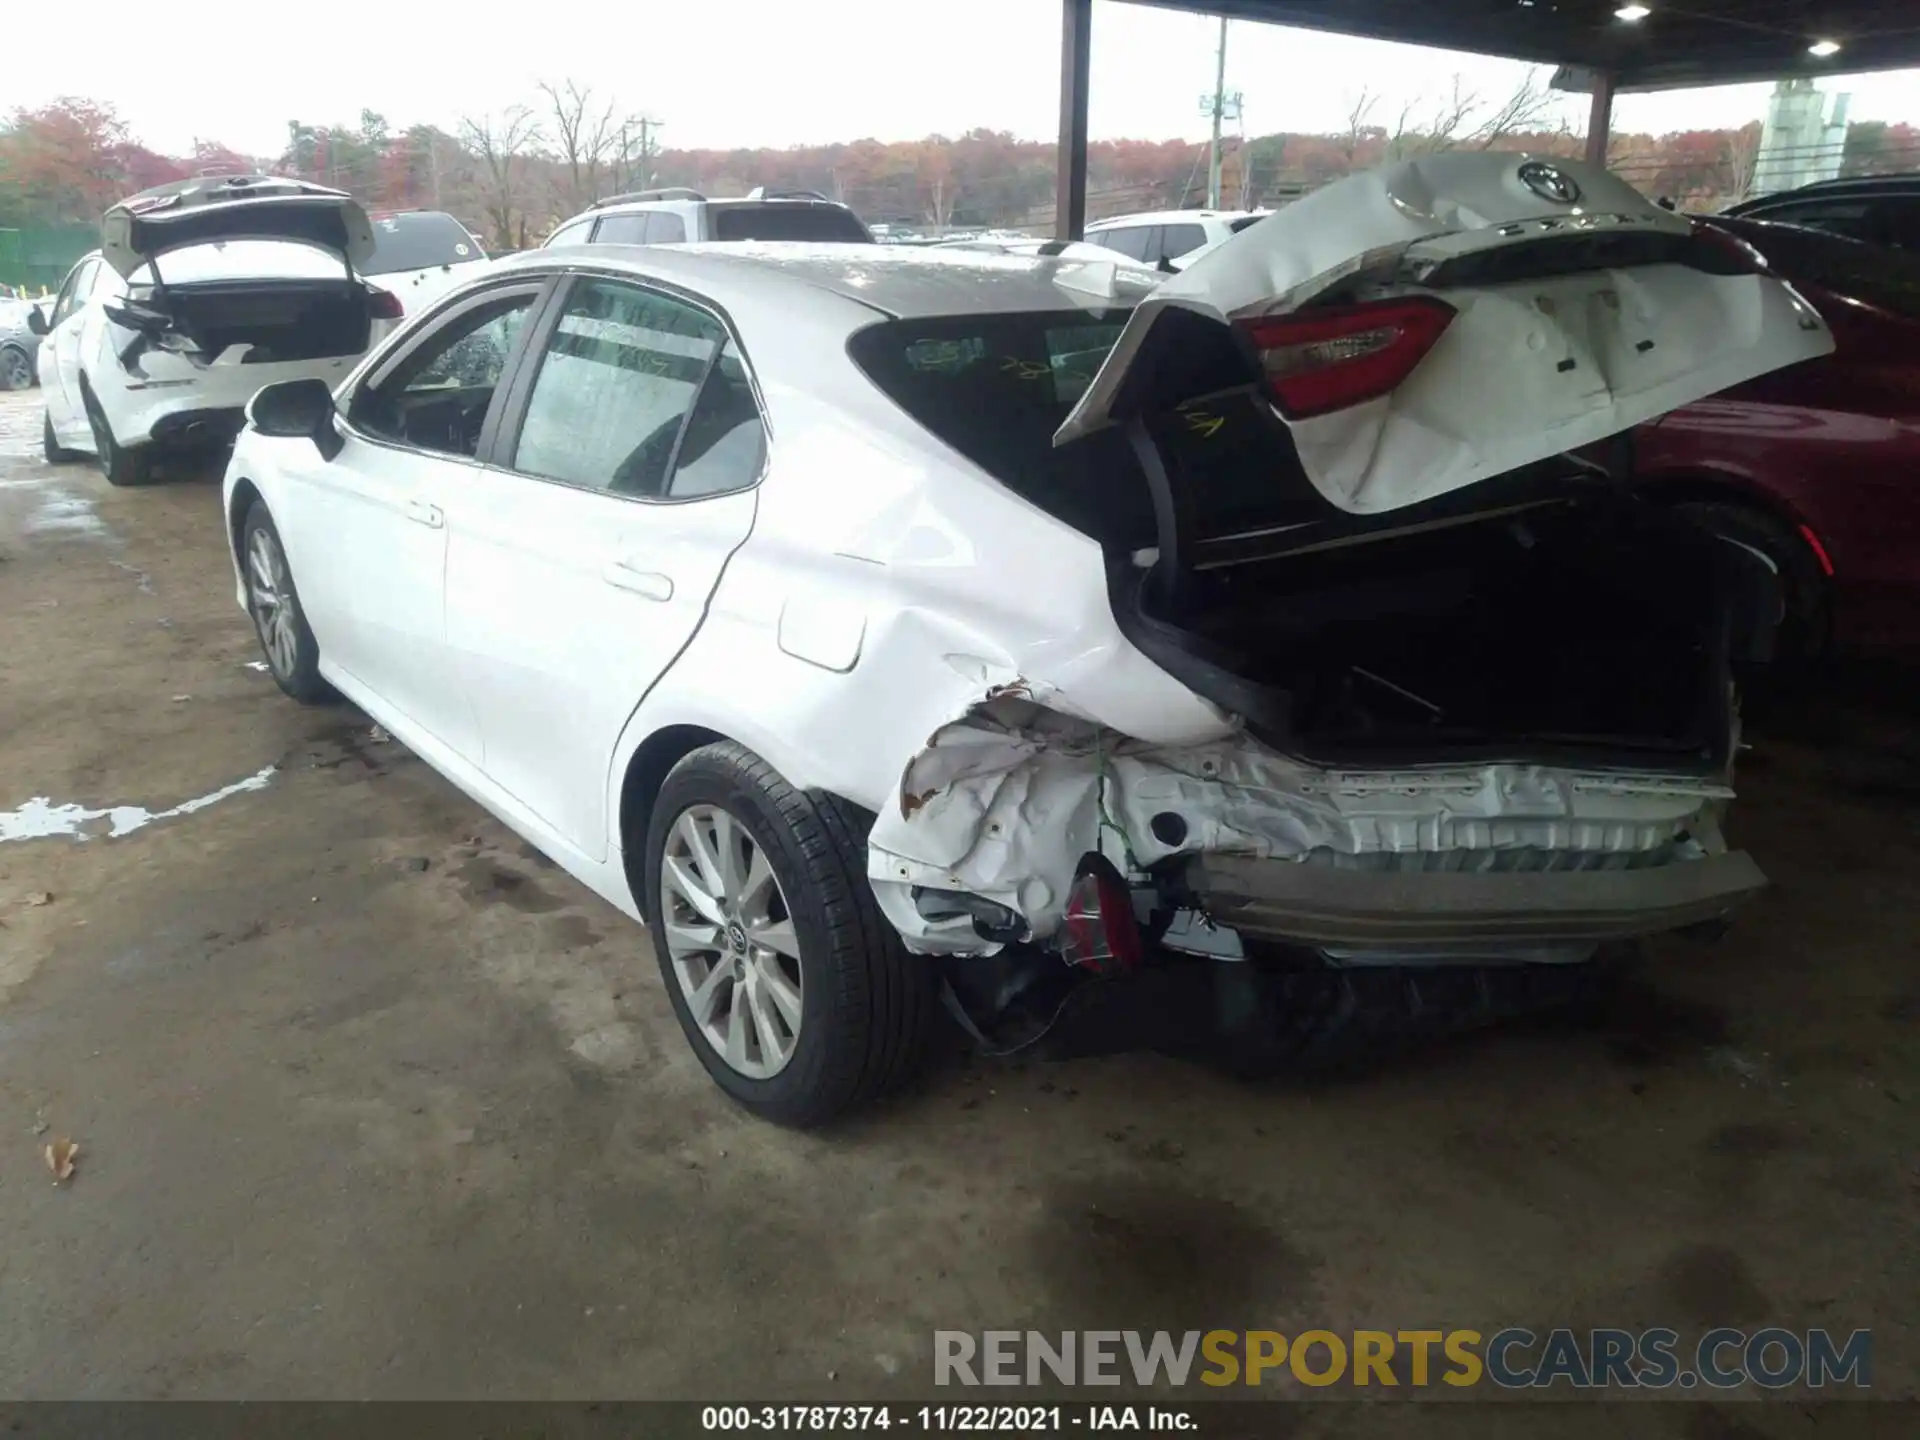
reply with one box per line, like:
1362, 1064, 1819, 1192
542, 187, 873, 248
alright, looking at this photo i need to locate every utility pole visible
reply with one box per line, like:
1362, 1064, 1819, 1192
1206, 15, 1228, 209
633, 116, 664, 189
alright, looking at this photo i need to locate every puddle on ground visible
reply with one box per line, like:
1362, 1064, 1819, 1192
0, 766, 276, 843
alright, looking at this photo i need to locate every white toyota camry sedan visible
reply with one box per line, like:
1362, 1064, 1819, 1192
222, 153, 1832, 1125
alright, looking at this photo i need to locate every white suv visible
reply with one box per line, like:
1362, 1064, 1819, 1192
543, 187, 872, 247
1085, 208, 1268, 266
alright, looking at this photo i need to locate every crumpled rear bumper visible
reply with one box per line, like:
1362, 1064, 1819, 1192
1185, 849, 1767, 948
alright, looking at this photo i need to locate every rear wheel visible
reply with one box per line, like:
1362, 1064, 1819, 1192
1672, 500, 1830, 667
42, 410, 81, 463
80, 378, 154, 487
644, 742, 934, 1127
241, 501, 333, 704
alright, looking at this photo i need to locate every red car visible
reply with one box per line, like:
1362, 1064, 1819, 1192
1637, 216, 1920, 659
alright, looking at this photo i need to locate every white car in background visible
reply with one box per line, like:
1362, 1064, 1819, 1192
1085, 208, 1269, 267
221, 155, 1829, 1125
34, 175, 398, 485
361, 210, 490, 314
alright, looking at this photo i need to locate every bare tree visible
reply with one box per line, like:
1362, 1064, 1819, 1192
460, 105, 543, 250
1462, 69, 1564, 150
1341, 88, 1379, 169
1725, 121, 1763, 202
539, 79, 624, 212
1385, 69, 1566, 160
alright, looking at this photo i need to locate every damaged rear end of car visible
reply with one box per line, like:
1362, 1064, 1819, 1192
854, 154, 1833, 1052
98, 176, 394, 448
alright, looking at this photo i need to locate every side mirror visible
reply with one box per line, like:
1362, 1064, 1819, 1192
248, 378, 344, 461
26, 307, 49, 336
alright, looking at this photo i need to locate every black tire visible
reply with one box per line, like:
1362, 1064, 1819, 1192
80, 377, 154, 487
1672, 500, 1831, 667
42, 410, 81, 464
1, 344, 33, 392
240, 501, 334, 704
644, 742, 935, 1127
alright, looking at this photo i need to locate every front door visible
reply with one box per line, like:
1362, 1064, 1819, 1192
281, 281, 545, 760
41, 256, 100, 442
448, 274, 765, 860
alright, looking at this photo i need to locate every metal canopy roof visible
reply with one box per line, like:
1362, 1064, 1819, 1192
1130, 0, 1920, 91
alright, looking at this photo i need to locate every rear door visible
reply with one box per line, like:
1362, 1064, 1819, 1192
446, 272, 763, 860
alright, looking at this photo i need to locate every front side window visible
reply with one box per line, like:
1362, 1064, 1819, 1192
351, 291, 536, 456
1092, 226, 1152, 262
591, 212, 651, 245
511, 278, 729, 496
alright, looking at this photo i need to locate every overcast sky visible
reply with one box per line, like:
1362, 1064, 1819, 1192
19, 0, 1919, 157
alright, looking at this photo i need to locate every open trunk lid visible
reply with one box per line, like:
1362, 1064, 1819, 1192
1055, 153, 1835, 514
101, 176, 376, 280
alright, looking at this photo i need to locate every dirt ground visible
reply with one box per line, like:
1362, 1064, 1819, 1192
0, 387, 1914, 1428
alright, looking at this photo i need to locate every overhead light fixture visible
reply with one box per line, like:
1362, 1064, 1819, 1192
1808, 38, 1842, 57
1614, 4, 1651, 20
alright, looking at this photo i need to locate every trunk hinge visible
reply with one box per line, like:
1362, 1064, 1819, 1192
1124, 415, 1196, 615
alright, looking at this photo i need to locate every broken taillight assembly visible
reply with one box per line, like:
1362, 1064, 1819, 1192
1060, 854, 1144, 976
366, 287, 405, 320
1241, 295, 1455, 419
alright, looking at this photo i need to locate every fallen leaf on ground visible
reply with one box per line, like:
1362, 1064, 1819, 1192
25, 892, 52, 907
368, 725, 391, 744
31, 1119, 48, 1136
45, 1137, 79, 1183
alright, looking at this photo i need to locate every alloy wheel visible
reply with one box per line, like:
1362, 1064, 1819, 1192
0, 349, 30, 391
246, 528, 300, 681
659, 804, 804, 1080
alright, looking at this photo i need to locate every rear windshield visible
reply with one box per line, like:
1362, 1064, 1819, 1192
846, 310, 1316, 548
708, 203, 871, 243
362, 212, 484, 275
1708, 216, 1920, 320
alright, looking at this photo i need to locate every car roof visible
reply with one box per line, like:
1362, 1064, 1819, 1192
1087, 209, 1260, 227
491, 241, 1159, 320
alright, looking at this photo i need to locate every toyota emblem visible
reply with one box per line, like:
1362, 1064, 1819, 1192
1518, 160, 1582, 205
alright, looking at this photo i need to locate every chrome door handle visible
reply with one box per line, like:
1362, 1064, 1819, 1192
405, 499, 444, 529
602, 560, 674, 601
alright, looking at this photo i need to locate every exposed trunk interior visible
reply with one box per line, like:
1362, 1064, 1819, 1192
109, 279, 373, 365
1115, 485, 1768, 772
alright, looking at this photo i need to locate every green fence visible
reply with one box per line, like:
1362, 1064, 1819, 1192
0, 225, 99, 295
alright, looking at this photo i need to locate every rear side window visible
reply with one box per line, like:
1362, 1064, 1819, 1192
848, 311, 1311, 548
1228, 214, 1267, 234
361, 213, 482, 275
707, 204, 870, 242
512, 277, 740, 497
650, 212, 687, 243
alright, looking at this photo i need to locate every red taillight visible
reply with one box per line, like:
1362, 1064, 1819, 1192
366, 288, 404, 320
1241, 296, 1455, 419
1060, 855, 1143, 976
